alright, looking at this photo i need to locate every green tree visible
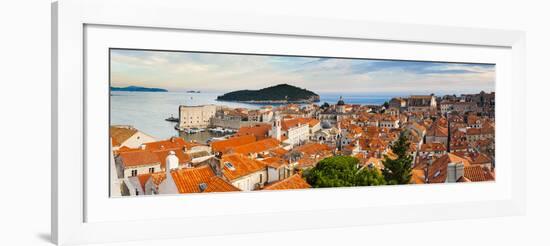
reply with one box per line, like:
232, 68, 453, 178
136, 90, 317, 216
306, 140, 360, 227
304, 156, 386, 188
382, 132, 413, 184
383, 101, 390, 108
321, 102, 330, 110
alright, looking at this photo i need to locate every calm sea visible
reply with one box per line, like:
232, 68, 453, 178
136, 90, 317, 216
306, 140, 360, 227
110, 91, 391, 140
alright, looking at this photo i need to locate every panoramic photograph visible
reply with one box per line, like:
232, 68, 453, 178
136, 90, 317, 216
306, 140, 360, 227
109, 48, 496, 197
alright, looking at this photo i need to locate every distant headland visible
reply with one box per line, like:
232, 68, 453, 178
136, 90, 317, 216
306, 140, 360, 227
216, 83, 320, 104
110, 86, 168, 92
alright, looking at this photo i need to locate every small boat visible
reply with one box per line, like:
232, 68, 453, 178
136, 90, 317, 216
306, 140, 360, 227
165, 115, 179, 122
209, 127, 225, 134
207, 137, 227, 144
182, 128, 199, 134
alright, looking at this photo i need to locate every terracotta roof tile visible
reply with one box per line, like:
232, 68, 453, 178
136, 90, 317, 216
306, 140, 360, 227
269, 147, 289, 157
211, 135, 256, 154
171, 165, 239, 193
154, 149, 192, 169
232, 138, 280, 156
262, 157, 287, 168
427, 125, 448, 137
420, 142, 447, 152
281, 117, 319, 130
463, 166, 495, 182
293, 143, 331, 156
143, 137, 193, 151
203, 176, 241, 192
263, 174, 311, 190
221, 154, 267, 181
117, 150, 160, 168
234, 124, 271, 140
110, 126, 138, 147
425, 153, 471, 183
411, 169, 426, 184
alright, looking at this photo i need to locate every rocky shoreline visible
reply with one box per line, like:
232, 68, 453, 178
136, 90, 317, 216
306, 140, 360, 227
216, 96, 320, 105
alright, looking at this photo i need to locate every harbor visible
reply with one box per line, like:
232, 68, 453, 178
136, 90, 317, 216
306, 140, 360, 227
177, 127, 234, 144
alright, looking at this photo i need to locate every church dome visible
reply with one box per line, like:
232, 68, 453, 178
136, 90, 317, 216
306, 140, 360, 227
336, 96, 345, 106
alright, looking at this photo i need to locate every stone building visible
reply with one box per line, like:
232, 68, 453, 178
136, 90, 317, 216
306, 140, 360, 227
407, 95, 437, 112
178, 105, 217, 129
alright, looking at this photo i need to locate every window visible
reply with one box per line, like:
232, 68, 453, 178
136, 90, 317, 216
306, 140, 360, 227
224, 162, 235, 171
131, 169, 138, 177
149, 167, 155, 173
259, 174, 263, 183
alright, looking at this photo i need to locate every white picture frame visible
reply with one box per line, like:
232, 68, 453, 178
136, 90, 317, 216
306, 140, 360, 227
52, 0, 526, 245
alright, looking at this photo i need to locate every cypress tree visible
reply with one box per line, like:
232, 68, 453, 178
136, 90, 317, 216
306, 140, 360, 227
382, 132, 413, 184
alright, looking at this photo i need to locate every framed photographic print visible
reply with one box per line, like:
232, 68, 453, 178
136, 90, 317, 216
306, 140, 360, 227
52, 0, 526, 245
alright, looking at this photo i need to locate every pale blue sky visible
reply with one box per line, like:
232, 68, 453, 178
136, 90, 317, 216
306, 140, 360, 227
110, 49, 495, 95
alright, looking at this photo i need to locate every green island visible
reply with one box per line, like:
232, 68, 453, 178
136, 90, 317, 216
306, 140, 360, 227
216, 83, 320, 104
110, 86, 168, 92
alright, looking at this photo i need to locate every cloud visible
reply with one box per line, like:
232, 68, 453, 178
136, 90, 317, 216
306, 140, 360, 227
110, 49, 495, 95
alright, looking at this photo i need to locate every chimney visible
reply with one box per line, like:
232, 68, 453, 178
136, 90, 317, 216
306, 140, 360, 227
446, 162, 464, 183
165, 150, 179, 173
140, 144, 146, 150
210, 153, 223, 177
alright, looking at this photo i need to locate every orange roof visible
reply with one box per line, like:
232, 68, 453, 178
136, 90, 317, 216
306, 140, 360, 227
296, 157, 317, 169
456, 176, 472, 182
110, 126, 138, 146
281, 117, 319, 130
154, 149, 192, 169
262, 157, 287, 168
467, 115, 481, 125
117, 138, 193, 169
347, 124, 364, 135
453, 151, 492, 165
234, 124, 271, 140
425, 153, 471, 183
136, 173, 152, 191
420, 142, 447, 152
365, 157, 384, 169
171, 165, 239, 193
359, 137, 387, 152
263, 174, 311, 190
293, 143, 331, 156
467, 125, 494, 136
232, 138, 280, 156
427, 125, 448, 137
203, 176, 241, 192
411, 169, 426, 184
381, 115, 398, 122
211, 135, 256, 154
470, 153, 492, 164
463, 166, 495, 182
221, 154, 267, 181
143, 137, 193, 151
269, 147, 289, 157
117, 150, 160, 168
150, 172, 166, 186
